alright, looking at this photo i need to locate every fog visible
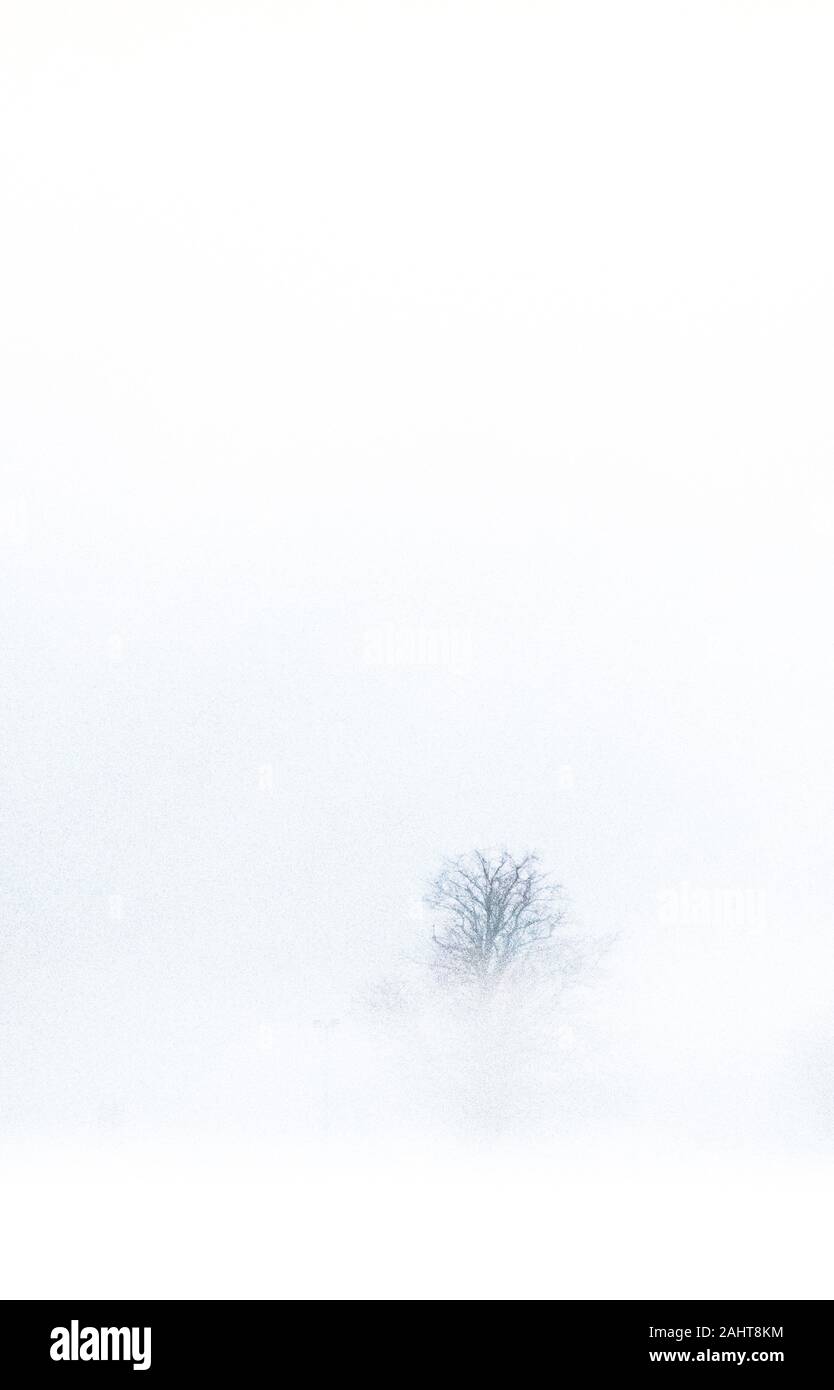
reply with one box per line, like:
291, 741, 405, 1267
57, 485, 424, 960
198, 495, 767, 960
2, 1, 833, 1297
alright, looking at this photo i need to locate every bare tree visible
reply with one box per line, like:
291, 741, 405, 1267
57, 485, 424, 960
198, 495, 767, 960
426, 849, 570, 991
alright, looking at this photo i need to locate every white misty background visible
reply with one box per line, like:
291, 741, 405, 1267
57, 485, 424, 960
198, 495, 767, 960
1, 2, 833, 1297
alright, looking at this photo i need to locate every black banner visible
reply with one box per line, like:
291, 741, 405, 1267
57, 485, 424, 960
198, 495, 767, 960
0, 1301, 827, 1379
